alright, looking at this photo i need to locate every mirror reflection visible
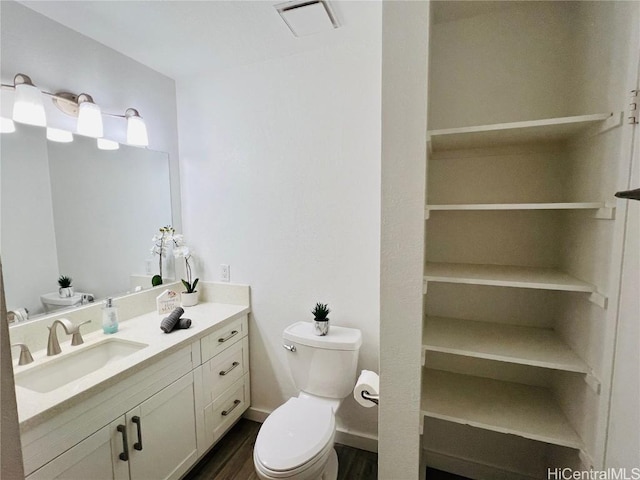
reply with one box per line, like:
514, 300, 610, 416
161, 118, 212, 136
1, 123, 172, 323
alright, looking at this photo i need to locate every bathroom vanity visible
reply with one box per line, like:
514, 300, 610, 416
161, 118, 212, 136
13, 294, 250, 479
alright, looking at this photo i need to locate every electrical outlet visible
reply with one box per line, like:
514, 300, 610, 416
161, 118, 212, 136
220, 264, 230, 282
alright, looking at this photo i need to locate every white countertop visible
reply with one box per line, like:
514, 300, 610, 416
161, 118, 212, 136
14, 302, 250, 430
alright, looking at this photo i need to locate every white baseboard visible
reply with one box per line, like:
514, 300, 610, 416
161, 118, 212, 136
243, 407, 378, 453
424, 448, 540, 480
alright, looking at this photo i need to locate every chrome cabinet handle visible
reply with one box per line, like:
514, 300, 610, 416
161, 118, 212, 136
218, 330, 238, 343
282, 344, 296, 352
615, 187, 640, 201
221, 399, 241, 416
219, 361, 240, 376
132, 416, 143, 451
117, 424, 129, 461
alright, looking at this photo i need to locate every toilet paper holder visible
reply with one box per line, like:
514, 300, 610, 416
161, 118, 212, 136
361, 390, 379, 405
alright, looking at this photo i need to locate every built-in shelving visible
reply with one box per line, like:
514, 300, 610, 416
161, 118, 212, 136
426, 202, 605, 212
421, 369, 583, 449
424, 262, 595, 293
423, 317, 589, 373
427, 113, 613, 152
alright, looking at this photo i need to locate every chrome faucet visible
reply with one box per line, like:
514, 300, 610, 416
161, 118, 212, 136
11, 343, 34, 366
47, 318, 92, 356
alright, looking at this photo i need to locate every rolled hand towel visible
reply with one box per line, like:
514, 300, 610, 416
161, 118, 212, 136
176, 318, 192, 330
160, 307, 185, 333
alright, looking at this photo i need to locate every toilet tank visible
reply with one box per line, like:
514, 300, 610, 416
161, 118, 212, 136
283, 321, 362, 399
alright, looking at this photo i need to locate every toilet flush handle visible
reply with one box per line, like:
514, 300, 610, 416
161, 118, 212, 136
282, 344, 296, 352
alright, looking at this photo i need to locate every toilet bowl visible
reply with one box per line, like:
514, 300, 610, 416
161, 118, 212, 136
253, 322, 362, 480
40, 292, 83, 312
253, 397, 338, 480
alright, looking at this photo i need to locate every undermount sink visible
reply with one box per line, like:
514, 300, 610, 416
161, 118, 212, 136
15, 338, 148, 393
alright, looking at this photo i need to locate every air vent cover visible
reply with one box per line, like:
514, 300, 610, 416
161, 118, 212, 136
275, 0, 339, 37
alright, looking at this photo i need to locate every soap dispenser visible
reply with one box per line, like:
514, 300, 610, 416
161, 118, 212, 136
102, 297, 119, 334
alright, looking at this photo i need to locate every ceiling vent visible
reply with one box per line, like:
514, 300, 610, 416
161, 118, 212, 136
275, 0, 339, 37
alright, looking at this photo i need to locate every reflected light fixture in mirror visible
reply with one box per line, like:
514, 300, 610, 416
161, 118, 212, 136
12, 74, 46, 127
126, 108, 149, 146
1, 117, 16, 133
46, 128, 73, 143
97, 138, 119, 150
77, 94, 103, 138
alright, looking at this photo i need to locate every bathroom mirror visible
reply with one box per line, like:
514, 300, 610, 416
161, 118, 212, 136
1, 123, 172, 323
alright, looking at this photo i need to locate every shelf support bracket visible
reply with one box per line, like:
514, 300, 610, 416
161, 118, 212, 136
593, 203, 616, 220
423, 277, 428, 295
588, 291, 608, 309
421, 348, 427, 367
419, 416, 425, 436
579, 449, 595, 470
584, 371, 601, 395
424, 206, 430, 220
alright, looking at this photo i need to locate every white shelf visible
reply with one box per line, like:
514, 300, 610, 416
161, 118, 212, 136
424, 262, 595, 293
426, 202, 605, 212
423, 317, 589, 373
428, 113, 612, 151
421, 369, 583, 449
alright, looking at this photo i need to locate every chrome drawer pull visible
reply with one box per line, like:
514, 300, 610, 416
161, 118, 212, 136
218, 330, 238, 343
219, 361, 240, 376
221, 399, 241, 416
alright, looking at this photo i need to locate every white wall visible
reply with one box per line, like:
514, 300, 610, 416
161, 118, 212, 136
379, 2, 429, 479
177, 4, 382, 442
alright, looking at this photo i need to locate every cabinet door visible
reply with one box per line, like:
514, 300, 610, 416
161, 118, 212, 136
27, 420, 128, 480
127, 372, 198, 480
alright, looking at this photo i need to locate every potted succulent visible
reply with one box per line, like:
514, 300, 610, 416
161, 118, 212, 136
58, 275, 74, 298
312, 302, 330, 336
174, 244, 199, 307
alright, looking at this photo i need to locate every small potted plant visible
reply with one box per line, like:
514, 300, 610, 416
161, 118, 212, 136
150, 225, 180, 287
312, 302, 330, 336
174, 244, 199, 307
58, 275, 74, 298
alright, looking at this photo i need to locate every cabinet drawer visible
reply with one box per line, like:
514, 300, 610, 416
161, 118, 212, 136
200, 316, 247, 363
203, 373, 250, 446
202, 337, 249, 405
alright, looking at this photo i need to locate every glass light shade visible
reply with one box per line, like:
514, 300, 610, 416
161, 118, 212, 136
127, 114, 149, 146
12, 83, 46, 127
46, 128, 73, 143
1, 117, 16, 133
77, 101, 103, 138
97, 138, 119, 150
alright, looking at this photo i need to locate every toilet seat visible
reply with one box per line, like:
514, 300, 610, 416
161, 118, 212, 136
254, 397, 336, 476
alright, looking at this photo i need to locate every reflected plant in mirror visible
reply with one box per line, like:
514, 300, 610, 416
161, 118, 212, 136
150, 226, 181, 287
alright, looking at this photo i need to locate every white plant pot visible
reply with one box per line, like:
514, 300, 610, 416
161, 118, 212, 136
181, 291, 199, 307
314, 320, 329, 336
58, 286, 74, 298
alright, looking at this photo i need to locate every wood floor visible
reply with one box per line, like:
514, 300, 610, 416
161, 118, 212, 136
184, 418, 468, 480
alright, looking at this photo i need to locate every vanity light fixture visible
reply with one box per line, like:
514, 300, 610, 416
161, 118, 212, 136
76, 94, 103, 138
11, 74, 46, 127
1, 117, 16, 133
46, 127, 73, 143
97, 138, 119, 150
1, 72, 150, 147
125, 108, 149, 147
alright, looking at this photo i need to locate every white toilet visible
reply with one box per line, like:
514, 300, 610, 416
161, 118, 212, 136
253, 321, 362, 480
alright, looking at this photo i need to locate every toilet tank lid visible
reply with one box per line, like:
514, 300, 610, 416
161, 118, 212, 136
283, 322, 362, 350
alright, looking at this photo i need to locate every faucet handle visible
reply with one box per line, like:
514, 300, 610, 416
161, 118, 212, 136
11, 343, 34, 366
70, 320, 92, 346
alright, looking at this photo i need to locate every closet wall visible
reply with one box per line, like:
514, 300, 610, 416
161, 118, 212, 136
421, 2, 638, 478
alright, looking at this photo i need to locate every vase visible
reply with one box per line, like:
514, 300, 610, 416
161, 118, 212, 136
314, 319, 329, 336
181, 291, 199, 307
59, 286, 74, 298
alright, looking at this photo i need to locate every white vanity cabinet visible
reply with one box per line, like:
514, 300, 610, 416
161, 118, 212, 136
22, 311, 251, 480
195, 315, 250, 453
27, 373, 198, 480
